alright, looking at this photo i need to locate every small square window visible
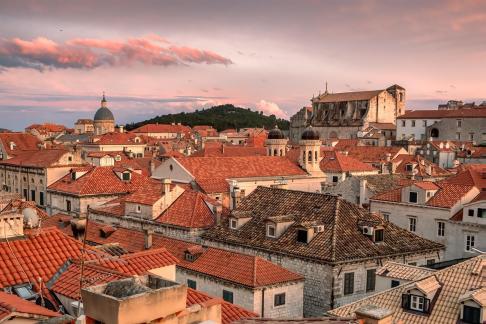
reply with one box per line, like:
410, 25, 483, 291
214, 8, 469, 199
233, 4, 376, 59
187, 279, 197, 289
297, 229, 308, 243
274, 293, 286, 307
223, 290, 234, 303
410, 295, 424, 311
230, 219, 237, 229
374, 229, 384, 242
382, 212, 390, 222
468, 209, 474, 217
391, 280, 400, 288
411, 120, 416, 127
332, 176, 339, 183
426, 259, 435, 266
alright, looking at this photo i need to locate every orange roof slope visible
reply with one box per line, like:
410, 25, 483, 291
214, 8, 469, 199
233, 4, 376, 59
187, 288, 258, 324
96, 248, 179, 275
91, 132, 147, 145
320, 151, 377, 172
176, 156, 307, 193
0, 228, 99, 290
48, 166, 156, 195
156, 189, 217, 228
50, 262, 128, 301
131, 123, 191, 135
0, 291, 59, 321
0, 149, 71, 168
0, 132, 41, 156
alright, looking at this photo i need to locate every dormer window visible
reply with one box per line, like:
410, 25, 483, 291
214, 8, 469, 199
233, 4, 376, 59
71, 172, 76, 181
462, 305, 481, 324
405, 164, 413, 172
266, 224, 276, 238
115, 155, 121, 162
410, 295, 425, 311
122, 172, 131, 181
374, 228, 384, 242
409, 192, 418, 203
402, 294, 430, 313
229, 218, 237, 229
297, 229, 308, 243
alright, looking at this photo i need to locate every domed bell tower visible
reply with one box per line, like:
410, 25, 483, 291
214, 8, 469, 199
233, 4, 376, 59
265, 126, 288, 156
299, 126, 323, 176
93, 93, 115, 135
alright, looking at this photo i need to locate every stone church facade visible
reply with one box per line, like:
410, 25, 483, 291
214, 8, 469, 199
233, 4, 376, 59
290, 85, 405, 142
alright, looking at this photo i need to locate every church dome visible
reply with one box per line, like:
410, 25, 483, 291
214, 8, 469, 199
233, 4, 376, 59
267, 126, 285, 140
301, 126, 320, 140
94, 107, 114, 121
94, 94, 114, 121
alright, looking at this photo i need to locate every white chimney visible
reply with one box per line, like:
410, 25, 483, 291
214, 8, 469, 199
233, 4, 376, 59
144, 229, 153, 250
118, 125, 124, 133
162, 178, 172, 194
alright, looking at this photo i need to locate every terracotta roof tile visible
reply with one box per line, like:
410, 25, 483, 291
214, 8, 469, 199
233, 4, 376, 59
320, 151, 377, 172
0, 132, 41, 157
202, 187, 443, 263
192, 144, 267, 157
398, 107, 486, 119
131, 123, 192, 135
186, 288, 258, 324
0, 291, 60, 320
48, 166, 156, 196
90, 132, 146, 145
0, 149, 74, 168
392, 154, 451, 178
376, 262, 436, 281
342, 146, 406, 164
330, 255, 486, 323
176, 156, 307, 193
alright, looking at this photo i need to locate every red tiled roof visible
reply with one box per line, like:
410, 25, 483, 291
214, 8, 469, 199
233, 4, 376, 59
0, 149, 72, 168
392, 154, 451, 178
315, 89, 384, 103
186, 288, 258, 324
320, 151, 377, 172
50, 262, 128, 300
0, 132, 41, 156
90, 132, 146, 145
0, 228, 99, 290
372, 182, 475, 208
413, 181, 440, 190
343, 146, 406, 164
96, 248, 179, 275
26, 123, 67, 133
48, 166, 156, 195
398, 107, 486, 119
156, 189, 217, 229
333, 139, 359, 149
0, 291, 59, 321
176, 156, 307, 193
445, 164, 486, 189
192, 144, 267, 157
131, 123, 191, 135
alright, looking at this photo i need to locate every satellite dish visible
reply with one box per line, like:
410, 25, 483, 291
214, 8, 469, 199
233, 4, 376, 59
22, 208, 39, 228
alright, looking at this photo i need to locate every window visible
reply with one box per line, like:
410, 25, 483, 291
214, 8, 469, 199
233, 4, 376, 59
12, 285, 36, 300
411, 120, 416, 127
274, 293, 286, 307
426, 259, 435, 266
422, 120, 427, 127
478, 208, 486, 218
343, 272, 354, 295
437, 221, 445, 237
136, 205, 141, 213
222, 290, 234, 303
469, 133, 474, 141
374, 229, 384, 242
332, 176, 339, 183
457, 119, 462, 128
71, 172, 76, 180
468, 209, 475, 217
410, 295, 424, 311
409, 192, 418, 203
409, 217, 417, 232
66, 200, 71, 212
405, 164, 413, 172
266, 224, 276, 238
465, 234, 475, 252
122, 172, 131, 181
31, 190, 35, 202
230, 218, 237, 229
391, 280, 400, 288
408, 262, 417, 266
462, 305, 481, 324
382, 212, 390, 222
23, 189, 27, 200
366, 269, 376, 292
296, 229, 308, 243
187, 279, 197, 289
39, 192, 44, 206
456, 132, 461, 140
68, 156, 73, 162
401, 120, 405, 127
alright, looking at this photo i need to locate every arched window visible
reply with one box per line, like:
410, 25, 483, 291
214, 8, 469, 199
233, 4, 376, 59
308, 151, 312, 162
315, 151, 318, 161
302, 151, 306, 163
430, 128, 439, 138
268, 148, 272, 156
280, 149, 283, 156
274, 149, 278, 156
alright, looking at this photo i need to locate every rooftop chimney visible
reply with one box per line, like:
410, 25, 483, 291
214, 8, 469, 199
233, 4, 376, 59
149, 160, 155, 176
162, 178, 171, 194
118, 125, 124, 133
144, 229, 153, 250
213, 204, 223, 225
355, 304, 394, 324
386, 152, 392, 162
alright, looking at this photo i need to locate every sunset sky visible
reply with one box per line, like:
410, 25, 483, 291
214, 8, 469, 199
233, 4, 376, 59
1, 0, 486, 130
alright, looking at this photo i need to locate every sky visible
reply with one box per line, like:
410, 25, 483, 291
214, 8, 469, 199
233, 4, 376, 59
1, 0, 486, 130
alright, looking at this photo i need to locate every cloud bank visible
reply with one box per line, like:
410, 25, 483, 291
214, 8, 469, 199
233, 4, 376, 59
256, 100, 288, 119
0, 36, 233, 71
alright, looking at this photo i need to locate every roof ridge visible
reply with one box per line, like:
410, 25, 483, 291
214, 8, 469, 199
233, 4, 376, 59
330, 197, 340, 261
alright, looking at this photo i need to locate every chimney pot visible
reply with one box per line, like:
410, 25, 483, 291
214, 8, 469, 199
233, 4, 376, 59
144, 229, 154, 250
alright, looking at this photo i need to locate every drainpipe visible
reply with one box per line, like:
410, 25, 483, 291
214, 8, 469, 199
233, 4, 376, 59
261, 288, 266, 317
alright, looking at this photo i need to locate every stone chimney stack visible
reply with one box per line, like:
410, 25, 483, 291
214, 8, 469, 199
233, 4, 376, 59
118, 125, 124, 133
162, 178, 172, 194
149, 159, 155, 176
213, 204, 223, 225
144, 229, 153, 250
386, 153, 391, 162
355, 305, 394, 324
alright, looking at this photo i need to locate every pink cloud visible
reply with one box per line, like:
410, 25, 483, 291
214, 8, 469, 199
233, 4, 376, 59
255, 100, 288, 119
0, 35, 232, 71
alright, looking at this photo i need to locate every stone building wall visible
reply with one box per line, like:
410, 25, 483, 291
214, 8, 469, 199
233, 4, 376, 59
426, 117, 486, 144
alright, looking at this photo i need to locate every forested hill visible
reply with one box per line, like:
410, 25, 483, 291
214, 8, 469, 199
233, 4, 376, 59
125, 104, 290, 131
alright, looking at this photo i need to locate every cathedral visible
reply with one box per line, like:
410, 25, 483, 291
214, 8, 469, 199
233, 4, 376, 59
289, 84, 405, 142
93, 94, 115, 135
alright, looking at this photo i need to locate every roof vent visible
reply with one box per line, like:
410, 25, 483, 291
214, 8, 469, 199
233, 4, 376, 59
362, 226, 374, 236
